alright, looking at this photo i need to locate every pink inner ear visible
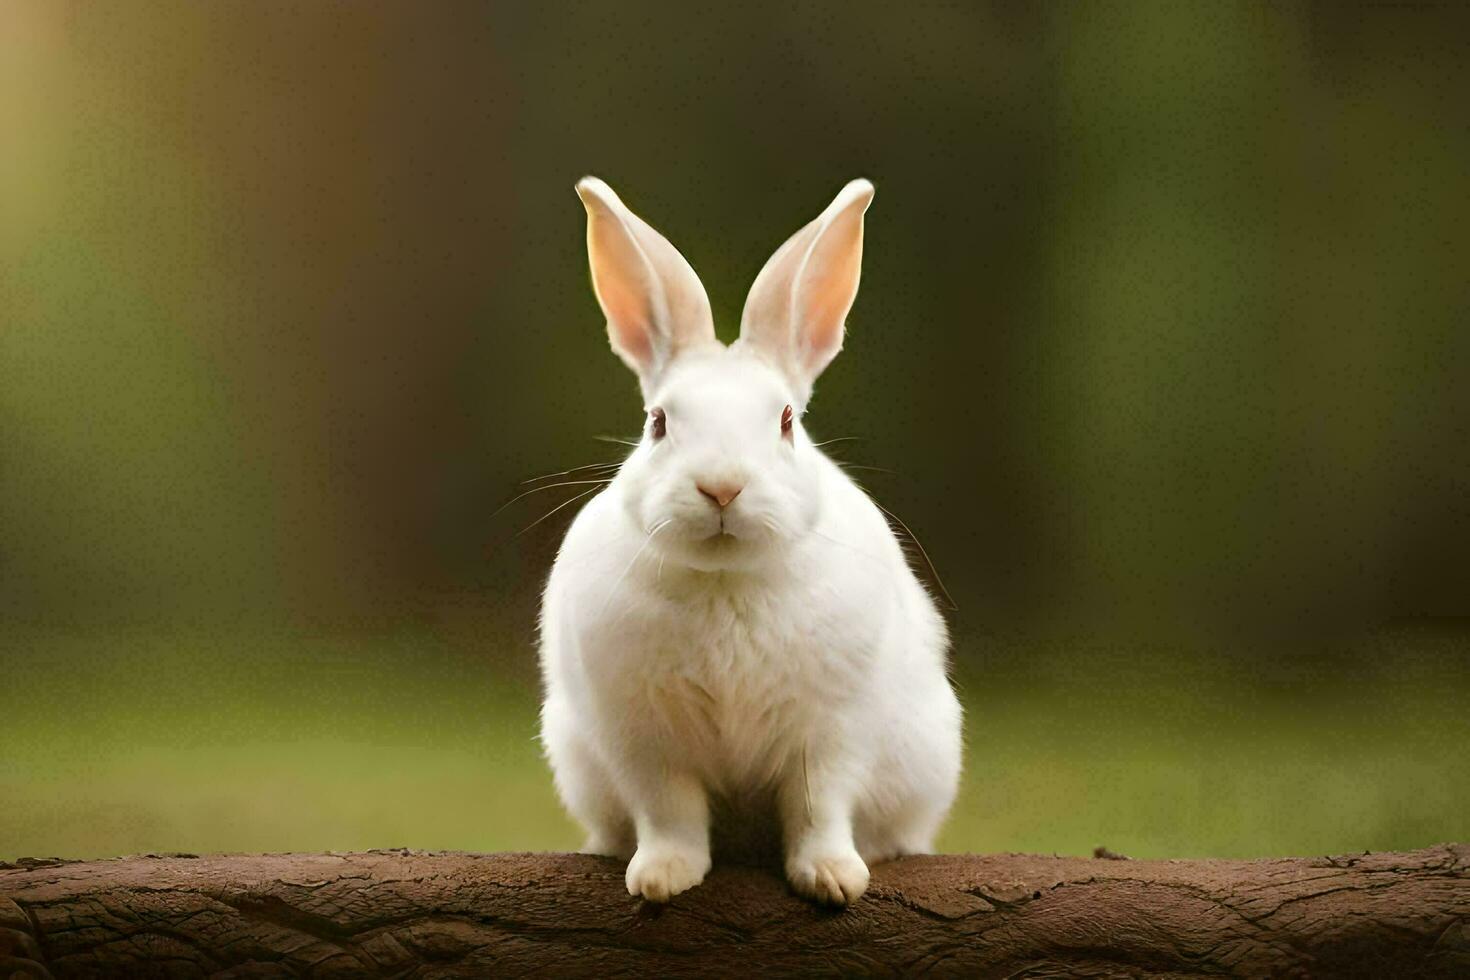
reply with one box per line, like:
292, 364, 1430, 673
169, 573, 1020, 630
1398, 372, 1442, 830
586, 212, 660, 373
597, 275, 655, 367
797, 229, 864, 372
802, 278, 851, 365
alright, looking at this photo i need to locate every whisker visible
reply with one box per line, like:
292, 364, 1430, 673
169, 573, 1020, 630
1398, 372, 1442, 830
869, 501, 959, 611
593, 434, 641, 447
598, 520, 670, 617
518, 460, 623, 486
807, 528, 885, 567
516, 484, 606, 536
801, 741, 814, 826
836, 462, 895, 475
815, 437, 894, 477
761, 517, 795, 547
493, 478, 612, 517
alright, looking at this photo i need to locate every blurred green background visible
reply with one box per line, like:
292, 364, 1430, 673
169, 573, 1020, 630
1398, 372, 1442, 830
2, 2, 1467, 862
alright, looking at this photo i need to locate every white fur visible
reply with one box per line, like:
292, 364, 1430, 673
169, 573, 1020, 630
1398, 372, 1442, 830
539, 179, 961, 907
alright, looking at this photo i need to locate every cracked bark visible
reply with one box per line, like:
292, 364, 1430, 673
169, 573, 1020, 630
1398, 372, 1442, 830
1, 845, 1466, 977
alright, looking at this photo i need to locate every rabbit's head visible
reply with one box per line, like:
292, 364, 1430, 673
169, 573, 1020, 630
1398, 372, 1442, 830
575, 177, 874, 572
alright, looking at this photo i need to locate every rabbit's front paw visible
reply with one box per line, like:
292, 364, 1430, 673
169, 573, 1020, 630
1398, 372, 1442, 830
787, 846, 870, 906
625, 841, 710, 902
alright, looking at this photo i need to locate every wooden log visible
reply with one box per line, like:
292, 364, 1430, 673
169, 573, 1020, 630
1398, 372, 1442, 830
1, 845, 1466, 977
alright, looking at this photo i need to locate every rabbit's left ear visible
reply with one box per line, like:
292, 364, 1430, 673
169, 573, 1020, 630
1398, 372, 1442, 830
737, 179, 874, 402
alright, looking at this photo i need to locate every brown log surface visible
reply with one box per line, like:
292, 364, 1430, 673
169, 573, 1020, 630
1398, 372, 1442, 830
1, 845, 1467, 978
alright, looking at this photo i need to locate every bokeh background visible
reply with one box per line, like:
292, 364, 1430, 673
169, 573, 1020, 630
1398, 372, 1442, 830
4, 2, 1468, 862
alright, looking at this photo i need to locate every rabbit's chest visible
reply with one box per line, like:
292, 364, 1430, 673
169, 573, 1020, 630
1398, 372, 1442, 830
613, 585, 868, 785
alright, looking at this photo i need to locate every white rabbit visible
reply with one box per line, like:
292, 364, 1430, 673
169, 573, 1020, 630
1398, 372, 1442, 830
538, 177, 961, 907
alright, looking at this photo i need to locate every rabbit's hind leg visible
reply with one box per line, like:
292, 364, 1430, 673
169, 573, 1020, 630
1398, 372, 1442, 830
854, 748, 959, 864
858, 804, 946, 865
541, 697, 635, 858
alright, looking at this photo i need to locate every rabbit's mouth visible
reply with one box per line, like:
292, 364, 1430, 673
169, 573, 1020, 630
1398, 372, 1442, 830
701, 531, 741, 547
651, 506, 786, 572
661, 525, 775, 573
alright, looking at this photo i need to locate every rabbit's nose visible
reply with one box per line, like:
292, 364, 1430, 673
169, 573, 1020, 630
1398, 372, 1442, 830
697, 482, 744, 509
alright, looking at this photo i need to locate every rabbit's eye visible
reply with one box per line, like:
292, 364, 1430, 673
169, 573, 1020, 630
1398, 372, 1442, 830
650, 407, 667, 440
780, 405, 794, 438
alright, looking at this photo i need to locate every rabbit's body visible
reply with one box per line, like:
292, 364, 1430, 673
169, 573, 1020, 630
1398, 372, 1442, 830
542, 362, 957, 860
539, 180, 961, 906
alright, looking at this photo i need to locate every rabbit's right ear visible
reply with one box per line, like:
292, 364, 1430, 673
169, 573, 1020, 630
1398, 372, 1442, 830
576, 177, 717, 393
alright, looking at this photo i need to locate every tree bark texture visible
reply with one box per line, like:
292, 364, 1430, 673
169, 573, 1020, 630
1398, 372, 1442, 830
1, 845, 1466, 978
